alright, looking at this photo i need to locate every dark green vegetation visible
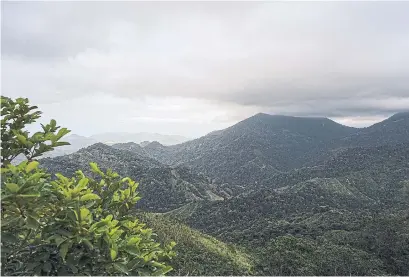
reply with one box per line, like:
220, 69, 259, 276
7, 95, 409, 276
139, 213, 254, 276
41, 143, 235, 212
141, 112, 409, 186
167, 143, 409, 275
1, 96, 174, 276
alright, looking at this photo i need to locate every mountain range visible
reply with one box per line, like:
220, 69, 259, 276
140, 112, 409, 186
40, 111, 409, 276
19, 132, 190, 161
90, 132, 190, 146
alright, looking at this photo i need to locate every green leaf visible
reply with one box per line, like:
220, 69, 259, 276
110, 248, 118, 261
81, 238, 94, 250
56, 229, 72, 238
26, 263, 39, 271
25, 161, 39, 173
124, 246, 141, 256
68, 263, 78, 274
90, 162, 99, 171
80, 207, 90, 220
85, 200, 96, 209
75, 177, 89, 191
40, 123, 48, 132
113, 263, 129, 275
6, 182, 20, 193
110, 242, 118, 261
127, 236, 142, 246
1, 232, 19, 243
80, 193, 101, 201
54, 141, 71, 147
50, 119, 56, 128
16, 193, 41, 198
90, 162, 104, 176
26, 215, 39, 230
152, 266, 173, 276
47, 234, 66, 246
1, 217, 20, 227
31, 132, 44, 142
90, 220, 108, 231
43, 262, 52, 272
59, 241, 71, 261
132, 196, 142, 203
16, 134, 27, 145
35, 252, 50, 262
55, 127, 71, 140
27, 172, 46, 182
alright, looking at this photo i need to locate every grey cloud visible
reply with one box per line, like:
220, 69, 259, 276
1, 1, 409, 135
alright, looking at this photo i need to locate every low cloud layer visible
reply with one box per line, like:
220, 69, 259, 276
2, 2, 409, 136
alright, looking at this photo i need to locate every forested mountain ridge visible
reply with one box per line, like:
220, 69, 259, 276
163, 141, 409, 275
141, 112, 409, 186
41, 143, 231, 212
173, 141, 409, 233
112, 141, 149, 156
90, 132, 189, 145
259, 142, 409, 192
339, 111, 409, 147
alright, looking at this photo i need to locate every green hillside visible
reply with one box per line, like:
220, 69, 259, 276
138, 213, 254, 276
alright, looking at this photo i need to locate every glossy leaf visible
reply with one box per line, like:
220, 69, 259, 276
59, 241, 71, 261
113, 263, 129, 275
80, 193, 101, 201
25, 161, 39, 173
5, 182, 20, 193
26, 216, 39, 230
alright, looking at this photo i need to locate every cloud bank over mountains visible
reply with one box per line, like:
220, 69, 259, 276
2, 2, 408, 136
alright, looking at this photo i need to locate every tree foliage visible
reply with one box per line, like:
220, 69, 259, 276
1, 96, 175, 276
1, 96, 70, 166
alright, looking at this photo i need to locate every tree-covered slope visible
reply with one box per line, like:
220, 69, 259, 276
41, 143, 230, 212
112, 141, 150, 157
141, 112, 409, 188
139, 213, 254, 276
339, 111, 409, 147
163, 141, 409, 275
258, 142, 409, 207
143, 113, 358, 185
171, 141, 409, 236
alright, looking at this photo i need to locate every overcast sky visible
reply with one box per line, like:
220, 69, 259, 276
2, 1, 409, 137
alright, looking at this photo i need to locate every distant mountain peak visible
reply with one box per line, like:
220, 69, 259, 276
112, 142, 147, 156
388, 111, 409, 121
250, 112, 331, 121
253, 112, 272, 117
236, 113, 349, 132
144, 141, 164, 149
67, 134, 85, 139
140, 141, 151, 147
90, 132, 190, 145
251, 112, 289, 119
79, 142, 110, 151
116, 141, 139, 147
